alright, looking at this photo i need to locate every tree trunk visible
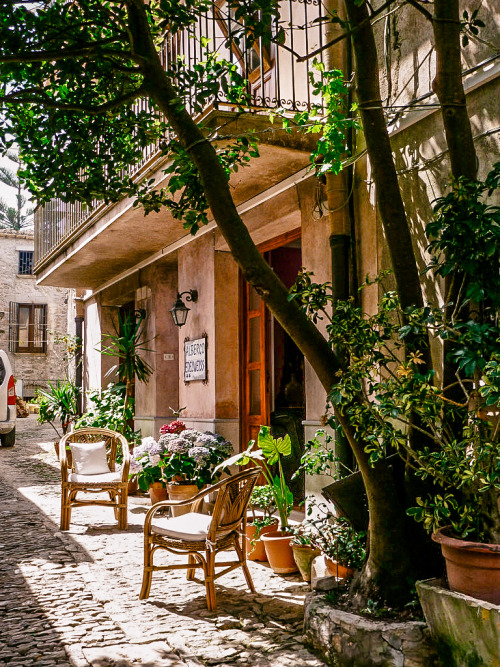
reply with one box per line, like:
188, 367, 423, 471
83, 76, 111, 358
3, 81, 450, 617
343, 0, 424, 313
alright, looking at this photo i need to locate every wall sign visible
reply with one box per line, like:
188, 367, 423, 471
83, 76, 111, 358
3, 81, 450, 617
184, 337, 207, 382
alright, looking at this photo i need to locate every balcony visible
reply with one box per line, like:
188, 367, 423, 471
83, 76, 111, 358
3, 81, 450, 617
35, 0, 327, 285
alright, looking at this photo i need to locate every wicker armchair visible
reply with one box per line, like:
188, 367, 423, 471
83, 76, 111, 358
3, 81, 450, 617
140, 467, 261, 611
59, 427, 130, 531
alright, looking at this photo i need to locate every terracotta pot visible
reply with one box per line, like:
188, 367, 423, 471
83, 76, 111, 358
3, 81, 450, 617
167, 483, 200, 517
127, 476, 139, 495
149, 482, 168, 505
432, 527, 500, 604
261, 530, 298, 574
324, 556, 355, 580
292, 544, 321, 582
245, 522, 278, 561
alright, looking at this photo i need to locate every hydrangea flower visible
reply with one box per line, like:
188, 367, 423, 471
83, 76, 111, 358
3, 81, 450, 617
188, 446, 211, 468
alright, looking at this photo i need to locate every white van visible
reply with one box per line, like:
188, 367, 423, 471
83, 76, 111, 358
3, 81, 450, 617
0, 349, 16, 447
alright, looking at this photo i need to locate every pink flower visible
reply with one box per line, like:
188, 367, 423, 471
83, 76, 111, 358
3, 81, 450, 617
160, 420, 186, 435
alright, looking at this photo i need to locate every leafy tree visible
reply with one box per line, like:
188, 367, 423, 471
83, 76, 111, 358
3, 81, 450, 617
0, 0, 485, 605
0, 150, 33, 230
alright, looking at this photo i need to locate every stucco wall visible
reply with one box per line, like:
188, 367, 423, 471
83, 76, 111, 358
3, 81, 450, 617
0, 231, 75, 397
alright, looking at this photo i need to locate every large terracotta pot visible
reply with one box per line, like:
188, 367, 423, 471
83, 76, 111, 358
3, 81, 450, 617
261, 530, 298, 574
149, 482, 168, 505
245, 522, 278, 561
432, 527, 500, 604
292, 544, 321, 582
166, 483, 200, 517
324, 556, 355, 580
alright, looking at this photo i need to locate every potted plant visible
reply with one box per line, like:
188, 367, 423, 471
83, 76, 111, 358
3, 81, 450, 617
37, 380, 80, 463
218, 425, 297, 573
246, 484, 278, 561
306, 503, 366, 580
290, 523, 321, 582
131, 425, 233, 512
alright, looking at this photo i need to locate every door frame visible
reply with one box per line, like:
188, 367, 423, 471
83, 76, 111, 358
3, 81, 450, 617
239, 228, 301, 451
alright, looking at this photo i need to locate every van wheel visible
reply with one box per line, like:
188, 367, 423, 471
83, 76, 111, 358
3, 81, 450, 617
0, 428, 15, 447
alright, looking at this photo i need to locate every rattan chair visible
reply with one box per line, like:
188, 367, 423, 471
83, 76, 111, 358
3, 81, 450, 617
140, 467, 261, 611
59, 427, 130, 530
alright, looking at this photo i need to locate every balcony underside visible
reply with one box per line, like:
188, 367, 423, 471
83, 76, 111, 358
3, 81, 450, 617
36, 140, 311, 290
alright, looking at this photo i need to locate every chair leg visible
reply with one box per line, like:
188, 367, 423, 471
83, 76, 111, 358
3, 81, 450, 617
204, 549, 217, 611
118, 490, 128, 530
60, 488, 70, 531
187, 554, 196, 581
234, 536, 256, 594
140, 539, 154, 600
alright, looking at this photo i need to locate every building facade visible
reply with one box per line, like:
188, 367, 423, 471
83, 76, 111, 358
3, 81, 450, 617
0, 230, 76, 399
32, 1, 500, 500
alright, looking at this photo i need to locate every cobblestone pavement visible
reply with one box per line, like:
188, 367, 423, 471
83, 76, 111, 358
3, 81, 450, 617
0, 416, 325, 667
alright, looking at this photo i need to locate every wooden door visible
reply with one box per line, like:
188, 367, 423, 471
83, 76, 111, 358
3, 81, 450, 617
241, 280, 270, 450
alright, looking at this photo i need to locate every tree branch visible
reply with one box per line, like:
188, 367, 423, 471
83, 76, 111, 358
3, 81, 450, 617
0, 43, 146, 66
2, 85, 147, 115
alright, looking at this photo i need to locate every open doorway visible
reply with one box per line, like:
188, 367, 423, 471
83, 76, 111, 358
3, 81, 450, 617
240, 231, 305, 501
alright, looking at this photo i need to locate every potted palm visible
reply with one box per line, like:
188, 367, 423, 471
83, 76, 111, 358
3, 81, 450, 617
218, 425, 297, 573
37, 380, 80, 464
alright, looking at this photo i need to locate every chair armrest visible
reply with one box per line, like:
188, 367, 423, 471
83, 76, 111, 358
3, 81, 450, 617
58, 434, 71, 481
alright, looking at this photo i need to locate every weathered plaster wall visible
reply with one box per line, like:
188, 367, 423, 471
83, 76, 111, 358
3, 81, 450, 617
134, 262, 179, 437
0, 231, 75, 397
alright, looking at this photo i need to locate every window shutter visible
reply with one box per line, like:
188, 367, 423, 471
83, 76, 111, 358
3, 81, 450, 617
41, 304, 48, 353
8, 302, 19, 353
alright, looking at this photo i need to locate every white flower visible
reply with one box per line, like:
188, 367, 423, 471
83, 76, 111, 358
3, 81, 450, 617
149, 454, 161, 467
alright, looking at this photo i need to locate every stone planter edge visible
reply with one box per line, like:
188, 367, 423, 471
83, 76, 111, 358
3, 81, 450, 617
303, 591, 439, 666
416, 577, 500, 666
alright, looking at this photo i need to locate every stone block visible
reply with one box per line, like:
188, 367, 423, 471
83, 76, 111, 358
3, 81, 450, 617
417, 577, 500, 666
310, 555, 340, 591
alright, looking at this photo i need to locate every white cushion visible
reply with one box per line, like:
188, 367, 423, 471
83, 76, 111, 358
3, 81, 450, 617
70, 441, 110, 475
151, 512, 213, 541
69, 471, 122, 484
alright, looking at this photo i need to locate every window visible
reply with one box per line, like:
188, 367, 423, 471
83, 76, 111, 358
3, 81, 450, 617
18, 250, 34, 275
8, 303, 47, 353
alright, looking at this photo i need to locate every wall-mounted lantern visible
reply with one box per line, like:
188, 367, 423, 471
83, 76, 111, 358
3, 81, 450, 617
169, 290, 198, 327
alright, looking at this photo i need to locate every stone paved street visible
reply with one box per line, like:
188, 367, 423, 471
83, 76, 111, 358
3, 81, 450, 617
0, 416, 325, 666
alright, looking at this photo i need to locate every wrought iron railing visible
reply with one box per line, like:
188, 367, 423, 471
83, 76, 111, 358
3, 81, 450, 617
35, 0, 326, 268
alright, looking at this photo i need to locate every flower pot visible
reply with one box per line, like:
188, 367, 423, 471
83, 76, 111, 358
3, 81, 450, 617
292, 544, 321, 582
128, 476, 139, 495
261, 530, 298, 574
245, 522, 278, 561
166, 483, 199, 517
324, 556, 355, 580
149, 482, 168, 505
432, 527, 500, 604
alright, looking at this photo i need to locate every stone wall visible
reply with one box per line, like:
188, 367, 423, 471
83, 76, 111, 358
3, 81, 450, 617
0, 230, 75, 397
304, 592, 439, 667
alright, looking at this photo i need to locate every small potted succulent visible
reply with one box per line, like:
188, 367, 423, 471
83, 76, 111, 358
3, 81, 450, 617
246, 485, 278, 561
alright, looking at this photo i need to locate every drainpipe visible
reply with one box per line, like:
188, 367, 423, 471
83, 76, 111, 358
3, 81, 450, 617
323, 0, 355, 471
74, 292, 85, 415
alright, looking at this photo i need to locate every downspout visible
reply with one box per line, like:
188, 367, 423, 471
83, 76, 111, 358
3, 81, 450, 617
74, 292, 84, 415
324, 0, 355, 469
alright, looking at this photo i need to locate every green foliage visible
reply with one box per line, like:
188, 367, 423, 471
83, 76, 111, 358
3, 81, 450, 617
271, 60, 358, 177
290, 164, 500, 543
37, 380, 79, 437
101, 311, 154, 387
249, 484, 277, 521
293, 429, 351, 479
305, 500, 366, 569
217, 425, 294, 530
75, 383, 141, 447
